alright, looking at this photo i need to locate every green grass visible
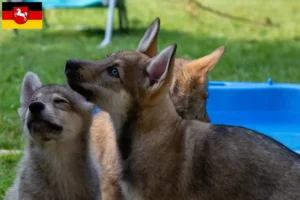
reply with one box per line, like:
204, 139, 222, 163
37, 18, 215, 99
0, 153, 22, 198
0, 0, 299, 195
1, 0, 300, 148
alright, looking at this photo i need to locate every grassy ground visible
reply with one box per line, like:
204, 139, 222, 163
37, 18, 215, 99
0, 153, 22, 198
0, 0, 299, 196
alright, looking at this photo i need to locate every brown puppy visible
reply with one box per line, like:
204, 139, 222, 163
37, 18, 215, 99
90, 18, 224, 199
136, 18, 224, 122
66, 43, 300, 200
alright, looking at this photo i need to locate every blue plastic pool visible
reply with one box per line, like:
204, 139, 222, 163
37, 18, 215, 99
207, 78, 300, 153
93, 78, 300, 154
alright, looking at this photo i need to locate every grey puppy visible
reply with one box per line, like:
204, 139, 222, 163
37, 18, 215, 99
5, 72, 100, 200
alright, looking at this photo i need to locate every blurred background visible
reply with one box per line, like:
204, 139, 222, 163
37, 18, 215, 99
0, 0, 299, 197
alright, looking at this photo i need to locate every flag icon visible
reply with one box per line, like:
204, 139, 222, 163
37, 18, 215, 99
2, 2, 42, 29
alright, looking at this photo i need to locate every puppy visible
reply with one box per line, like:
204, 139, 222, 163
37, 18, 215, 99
66, 44, 300, 200
5, 72, 100, 200
90, 17, 224, 200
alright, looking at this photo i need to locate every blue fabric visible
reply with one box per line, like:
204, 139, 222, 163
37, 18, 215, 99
24, 0, 104, 9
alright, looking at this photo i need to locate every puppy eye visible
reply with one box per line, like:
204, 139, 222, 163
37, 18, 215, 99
54, 98, 68, 104
107, 66, 119, 78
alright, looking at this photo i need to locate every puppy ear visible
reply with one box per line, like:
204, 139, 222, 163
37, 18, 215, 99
137, 17, 160, 57
186, 46, 226, 75
146, 44, 177, 90
20, 72, 42, 106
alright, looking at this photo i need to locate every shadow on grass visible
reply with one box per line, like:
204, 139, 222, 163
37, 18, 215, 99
1, 26, 300, 82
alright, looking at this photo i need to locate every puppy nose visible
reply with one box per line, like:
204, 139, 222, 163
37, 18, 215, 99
29, 102, 45, 115
65, 59, 81, 72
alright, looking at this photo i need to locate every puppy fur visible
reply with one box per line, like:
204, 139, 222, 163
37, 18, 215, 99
5, 72, 100, 200
66, 42, 300, 200
90, 18, 225, 200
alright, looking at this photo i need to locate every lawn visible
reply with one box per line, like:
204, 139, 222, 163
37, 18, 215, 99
0, 0, 299, 196
0, 153, 22, 199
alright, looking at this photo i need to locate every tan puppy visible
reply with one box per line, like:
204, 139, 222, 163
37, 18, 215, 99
136, 18, 224, 122
91, 18, 225, 199
66, 43, 300, 200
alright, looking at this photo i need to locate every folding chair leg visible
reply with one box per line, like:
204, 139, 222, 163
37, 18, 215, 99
118, 0, 128, 32
97, 0, 116, 48
43, 9, 49, 28
13, 29, 19, 35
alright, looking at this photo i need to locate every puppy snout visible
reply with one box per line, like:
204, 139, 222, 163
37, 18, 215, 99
65, 59, 82, 72
29, 102, 45, 115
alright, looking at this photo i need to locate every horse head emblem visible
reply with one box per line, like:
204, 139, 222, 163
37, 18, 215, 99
13, 7, 28, 24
